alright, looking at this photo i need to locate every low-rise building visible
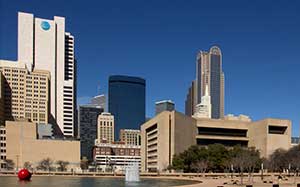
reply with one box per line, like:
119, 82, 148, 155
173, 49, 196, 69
93, 142, 140, 172
141, 111, 291, 172
1, 120, 80, 170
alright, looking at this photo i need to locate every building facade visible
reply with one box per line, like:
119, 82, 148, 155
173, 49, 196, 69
120, 129, 141, 146
93, 142, 140, 172
185, 80, 197, 116
96, 112, 114, 144
155, 100, 175, 115
1, 120, 80, 170
186, 46, 224, 119
141, 111, 291, 172
0, 61, 50, 124
78, 105, 103, 160
17, 12, 76, 137
108, 75, 145, 139
0, 73, 5, 125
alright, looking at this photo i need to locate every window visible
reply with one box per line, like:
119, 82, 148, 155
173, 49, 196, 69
268, 125, 287, 134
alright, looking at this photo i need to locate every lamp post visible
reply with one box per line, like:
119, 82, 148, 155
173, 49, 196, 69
16, 155, 19, 172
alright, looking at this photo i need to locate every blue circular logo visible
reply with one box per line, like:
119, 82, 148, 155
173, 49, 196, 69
41, 21, 50, 31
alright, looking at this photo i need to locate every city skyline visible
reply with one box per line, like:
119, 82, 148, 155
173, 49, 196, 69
1, 0, 300, 136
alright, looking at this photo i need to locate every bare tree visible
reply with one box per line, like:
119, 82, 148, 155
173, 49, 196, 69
37, 158, 53, 171
191, 160, 208, 177
80, 157, 89, 172
23, 161, 32, 170
56, 160, 69, 171
5, 159, 15, 170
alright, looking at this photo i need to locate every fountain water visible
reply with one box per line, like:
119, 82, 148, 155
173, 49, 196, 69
125, 162, 140, 182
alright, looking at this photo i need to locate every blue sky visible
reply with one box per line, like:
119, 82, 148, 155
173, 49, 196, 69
1, 0, 300, 136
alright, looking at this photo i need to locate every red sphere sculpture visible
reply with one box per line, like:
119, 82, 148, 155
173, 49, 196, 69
18, 168, 32, 181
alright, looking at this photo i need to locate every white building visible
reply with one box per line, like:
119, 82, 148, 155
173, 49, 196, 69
17, 12, 76, 137
193, 85, 211, 118
93, 142, 141, 172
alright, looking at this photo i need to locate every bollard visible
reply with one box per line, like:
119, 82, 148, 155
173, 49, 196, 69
272, 184, 279, 187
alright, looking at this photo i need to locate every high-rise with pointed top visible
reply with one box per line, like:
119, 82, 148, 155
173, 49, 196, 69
185, 46, 224, 119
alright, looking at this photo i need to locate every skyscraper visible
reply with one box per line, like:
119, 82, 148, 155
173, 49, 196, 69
185, 80, 197, 116
186, 46, 224, 119
17, 12, 76, 137
108, 75, 145, 139
78, 105, 103, 160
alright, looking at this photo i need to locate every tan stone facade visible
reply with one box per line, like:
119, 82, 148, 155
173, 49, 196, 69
248, 118, 291, 158
141, 111, 197, 172
120, 129, 141, 146
4, 121, 80, 170
141, 111, 291, 172
96, 112, 114, 144
0, 62, 49, 124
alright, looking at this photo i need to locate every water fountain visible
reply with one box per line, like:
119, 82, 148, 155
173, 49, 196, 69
125, 162, 140, 182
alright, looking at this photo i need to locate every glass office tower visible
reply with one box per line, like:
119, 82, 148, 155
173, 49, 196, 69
108, 75, 146, 140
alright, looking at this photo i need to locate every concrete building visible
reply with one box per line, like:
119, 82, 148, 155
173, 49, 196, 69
186, 46, 224, 119
0, 61, 50, 125
78, 105, 103, 160
17, 12, 77, 137
93, 142, 140, 172
193, 85, 211, 118
141, 111, 197, 172
1, 120, 80, 170
155, 100, 175, 115
96, 112, 114, 144
120, 129, 141, 146
141, 111, 291, 172
108, 75, 146, 139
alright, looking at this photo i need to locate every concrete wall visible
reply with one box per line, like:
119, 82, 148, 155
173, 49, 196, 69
249, 118, 291, 158
141, 111, 292, 172
5, 121, 80, 170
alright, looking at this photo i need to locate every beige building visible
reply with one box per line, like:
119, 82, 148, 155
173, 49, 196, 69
141, 111, 197, 172
0, 61, 49, 124
96, 112, 114, 144
1, 12, 77, 137
120, 129, 141, 146
141, 111, 291, 172
2, 120, 80, 170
